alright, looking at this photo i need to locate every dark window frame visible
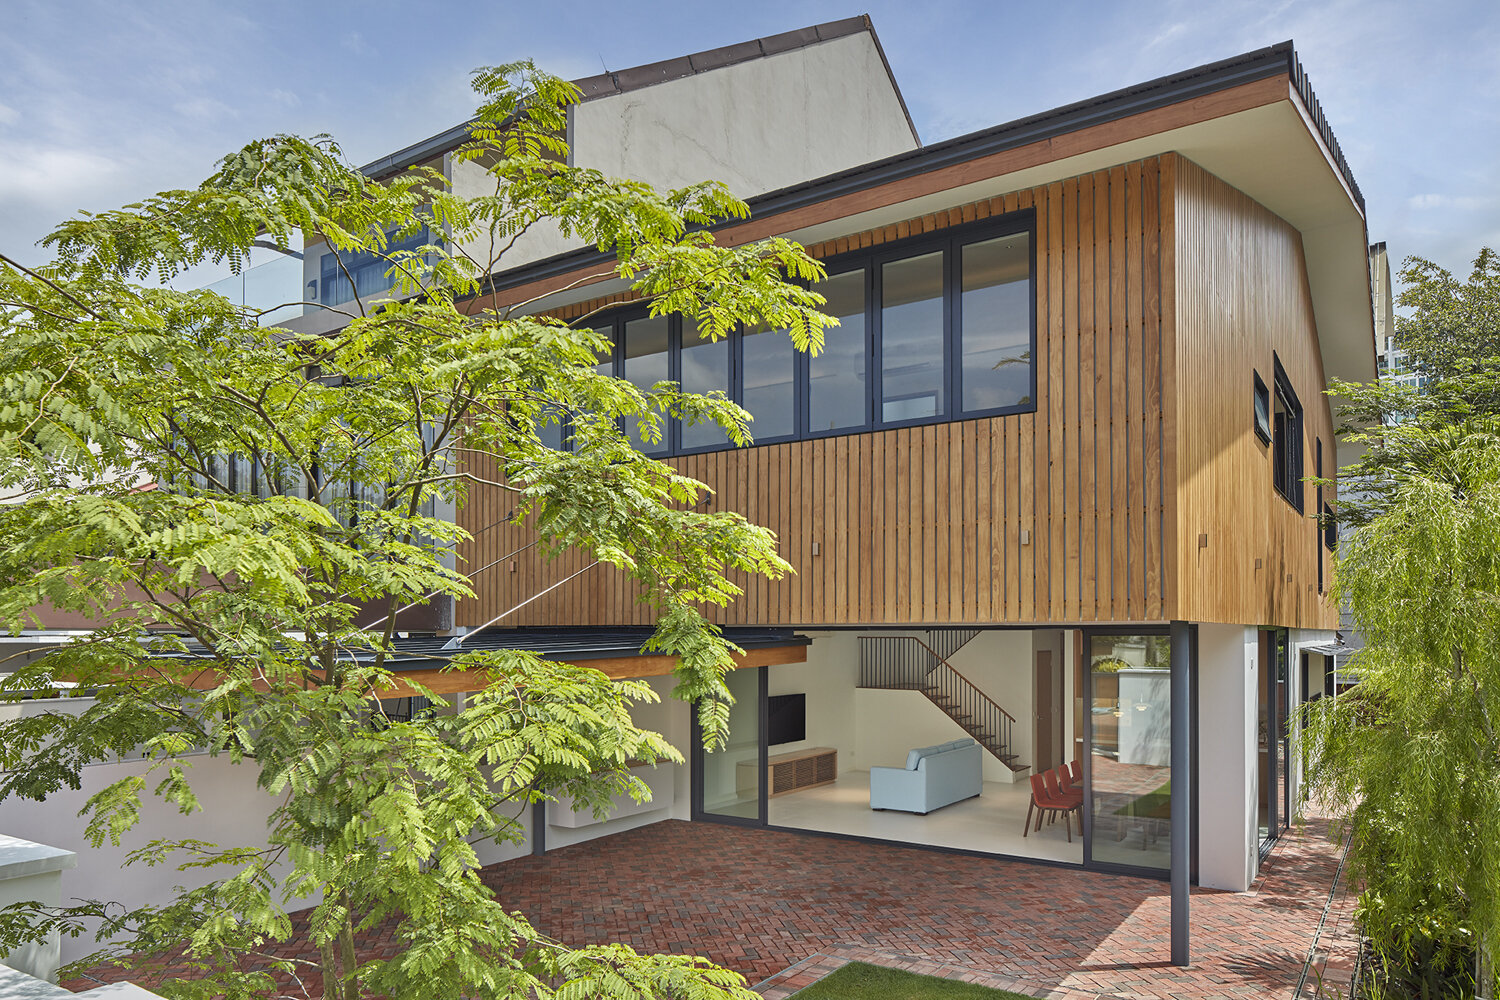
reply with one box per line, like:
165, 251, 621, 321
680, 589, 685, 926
572, 210, 1038, 458
1252, 370, 1272, 444
1270, 354, 1304, 512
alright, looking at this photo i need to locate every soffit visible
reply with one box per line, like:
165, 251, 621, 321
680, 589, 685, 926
771, 87, 1375, 387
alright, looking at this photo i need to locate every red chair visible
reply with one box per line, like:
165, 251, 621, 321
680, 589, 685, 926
1041, 767, 1082, 840
1069, 759, 1083, 785
1024, 773, 1072, 840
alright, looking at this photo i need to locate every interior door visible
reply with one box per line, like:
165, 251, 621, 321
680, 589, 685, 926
1034, 650, 1056, 772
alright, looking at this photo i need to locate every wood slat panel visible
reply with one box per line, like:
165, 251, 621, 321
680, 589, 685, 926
451, 155, 1281, 629
1170, 155, 1338, 629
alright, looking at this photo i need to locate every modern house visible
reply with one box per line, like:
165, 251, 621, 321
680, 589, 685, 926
4, 16, 1376, 972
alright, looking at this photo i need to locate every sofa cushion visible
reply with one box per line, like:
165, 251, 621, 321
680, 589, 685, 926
904, 747, 931, 769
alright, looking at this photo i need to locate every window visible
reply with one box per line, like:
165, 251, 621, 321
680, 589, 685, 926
317, 225, 432, 307
960, 233, 1032, 410
1322, 503, 1337, 551
621, 315, 671, 455
742, 322, 797, 440
809, 269, 869, 432
1271, 356, 1303, 511
679, 324, 730, 450
880, 252, 945, 421
564, 212, 1036, 457
1253, 371, 1271, 444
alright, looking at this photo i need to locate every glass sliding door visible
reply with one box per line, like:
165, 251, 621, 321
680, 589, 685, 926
696, 666, 765, 823
1087, 633, 1173, 873
1257, 628, 1290, 852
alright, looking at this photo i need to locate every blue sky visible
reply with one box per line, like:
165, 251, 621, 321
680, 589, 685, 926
3, 0, 1497, 287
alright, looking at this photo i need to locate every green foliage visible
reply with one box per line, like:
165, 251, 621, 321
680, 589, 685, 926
1392, 248, 1500, 391
1305, 427, 1500, 998
0, 59, 834, 999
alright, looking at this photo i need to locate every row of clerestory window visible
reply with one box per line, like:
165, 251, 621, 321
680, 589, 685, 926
540, 212, 1038, 456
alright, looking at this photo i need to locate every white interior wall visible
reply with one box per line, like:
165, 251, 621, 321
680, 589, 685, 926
1196, 622, 1259, 891
767, 632, 857, 759
770, 630, 1046, 786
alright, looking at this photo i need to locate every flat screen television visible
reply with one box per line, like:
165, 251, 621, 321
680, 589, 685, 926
767, 693, 805, 746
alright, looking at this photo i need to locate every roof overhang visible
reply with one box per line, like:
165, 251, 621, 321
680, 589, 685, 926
484, 43, 1377, 389
126, 627, 810, 698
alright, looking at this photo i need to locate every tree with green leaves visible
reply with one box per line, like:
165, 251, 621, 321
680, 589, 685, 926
0, 62, 832, 1000
1308, 249, 1500, 998
1391, 248, 1500, 389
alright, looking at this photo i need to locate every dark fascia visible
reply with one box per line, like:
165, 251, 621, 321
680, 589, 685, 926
139, 627, 811, 673
469, 40, 1364, 302
356, 15, 918, 180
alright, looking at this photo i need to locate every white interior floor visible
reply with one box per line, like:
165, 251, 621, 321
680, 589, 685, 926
767, 769, 1084, 865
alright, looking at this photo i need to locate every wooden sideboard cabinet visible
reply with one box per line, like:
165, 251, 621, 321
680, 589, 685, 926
736, 746, 838, 798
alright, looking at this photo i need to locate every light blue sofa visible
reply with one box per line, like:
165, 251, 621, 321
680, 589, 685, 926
868, 739, 982, 814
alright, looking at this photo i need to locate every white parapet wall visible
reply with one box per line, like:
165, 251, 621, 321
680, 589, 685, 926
0, 834, 164, 998
0, 835, 76, 983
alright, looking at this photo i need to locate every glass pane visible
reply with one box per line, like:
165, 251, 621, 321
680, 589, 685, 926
1257, 631, 1273, 845
881, 252, 945, 422
622, 315, 669, 455
742, 323, 796, 440
679, 325, 729, 450
809, 269, 867, 432
1089, 634, 1171, 871
536, 411, 565, 451
960, 234, 1031, 411
702, 667, 760, 820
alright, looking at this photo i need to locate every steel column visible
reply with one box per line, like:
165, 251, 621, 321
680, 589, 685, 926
1170, 619, 1192, 966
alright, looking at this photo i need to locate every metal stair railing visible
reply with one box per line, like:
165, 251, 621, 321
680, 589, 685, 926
857, 635, 1023, 769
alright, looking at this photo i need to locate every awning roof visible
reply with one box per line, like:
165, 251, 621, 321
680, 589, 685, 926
133, 626, 810, 695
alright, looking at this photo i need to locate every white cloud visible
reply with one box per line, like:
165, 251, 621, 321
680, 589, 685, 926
0, 102, 18, 127
173, 96, 237, 122
1407, 193, 1493, 212
0, 145, 122, 202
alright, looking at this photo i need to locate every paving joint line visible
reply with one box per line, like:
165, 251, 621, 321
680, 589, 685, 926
1292, 823, 1355, 1000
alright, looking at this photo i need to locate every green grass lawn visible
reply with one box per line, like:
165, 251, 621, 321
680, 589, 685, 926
792, 962, 1035, 999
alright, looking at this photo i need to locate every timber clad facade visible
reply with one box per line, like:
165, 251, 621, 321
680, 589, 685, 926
9, 24, 1380, 965
456, 153, 1338, 633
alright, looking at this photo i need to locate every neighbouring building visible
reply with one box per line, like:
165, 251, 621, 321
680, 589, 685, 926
4, 17, 1377, 970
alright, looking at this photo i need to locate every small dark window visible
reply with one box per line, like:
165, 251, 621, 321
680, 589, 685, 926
1253, 371, 1272, 443
1271, 356, 1304, 511
1322, 502, 1336, 551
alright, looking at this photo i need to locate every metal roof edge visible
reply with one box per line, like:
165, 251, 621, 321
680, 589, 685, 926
357, 16, 887, 181
469, 40, 1364, 301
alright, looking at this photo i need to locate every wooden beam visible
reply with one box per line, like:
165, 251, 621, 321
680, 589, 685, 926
376, 641, 808, 697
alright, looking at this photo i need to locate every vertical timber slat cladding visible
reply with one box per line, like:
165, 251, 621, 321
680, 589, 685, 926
1171, 155, 1337, 630
1077, 172, 1097, 621
1062, 176, 1081, 623
1091, 168, 1112, 620
1126, 159, 1146, 620
1109, 164, 1129, 621
451, 153, 1331, 630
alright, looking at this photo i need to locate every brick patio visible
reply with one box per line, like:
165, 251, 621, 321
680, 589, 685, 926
67, 809, 1360, 999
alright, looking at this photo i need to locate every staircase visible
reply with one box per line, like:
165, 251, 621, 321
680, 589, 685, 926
857, 634, 1029, 773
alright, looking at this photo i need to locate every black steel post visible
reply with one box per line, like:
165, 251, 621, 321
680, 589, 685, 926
1170, 619, 1192, 966
531, 800, 546, 857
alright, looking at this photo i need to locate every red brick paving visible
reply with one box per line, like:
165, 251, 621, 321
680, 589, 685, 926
67, 809, 1358, 999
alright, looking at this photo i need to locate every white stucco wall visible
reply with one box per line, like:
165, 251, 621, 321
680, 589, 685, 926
1195, 622, 1259, 891
573, 31, 915, 199
446, 30, 918, 279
